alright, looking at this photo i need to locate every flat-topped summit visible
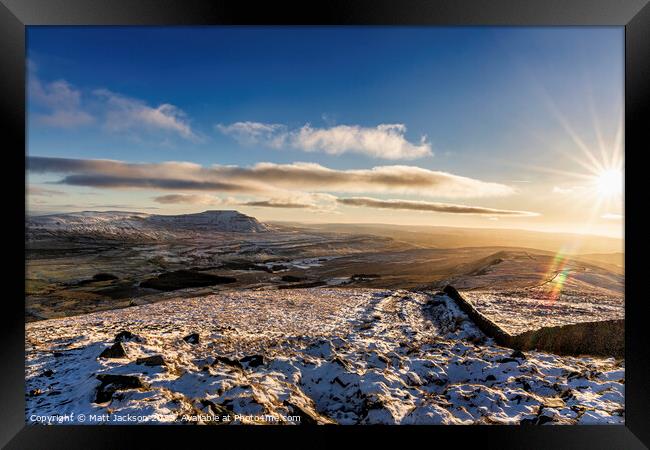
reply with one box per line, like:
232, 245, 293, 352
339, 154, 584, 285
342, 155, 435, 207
148, 210, 269, 232
27, 209, 269, 239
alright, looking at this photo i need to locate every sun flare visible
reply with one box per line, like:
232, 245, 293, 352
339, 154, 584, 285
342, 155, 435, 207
595, 168, 623, 198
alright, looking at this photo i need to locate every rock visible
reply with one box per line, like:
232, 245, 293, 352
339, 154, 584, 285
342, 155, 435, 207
41, 369, 54, 377
496, 357, 519, 364
98, 342, 128, 359
560, 389, 574, 400
212, 356, 243, 369
200, 399, 233, 419
521, 415, 554, 425
511, 349, 526, 359
114, 330, 142, 343
443, 285, 461, 299
183, 333, 200, 344
240, 354, 265, 367
543, 397, 566, 409
485, 374, 496, 381
136, 354, 166, 366
331, 356, 352, 371
95, 374, 148, 404
284, 401, 322, 425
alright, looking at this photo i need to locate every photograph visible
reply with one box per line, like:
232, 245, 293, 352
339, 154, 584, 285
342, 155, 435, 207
24, 26, 625, 426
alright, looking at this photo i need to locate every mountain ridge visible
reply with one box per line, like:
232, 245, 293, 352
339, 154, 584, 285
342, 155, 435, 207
27, 209, 269, 239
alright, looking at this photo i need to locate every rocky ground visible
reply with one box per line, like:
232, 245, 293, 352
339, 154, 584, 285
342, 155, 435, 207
25, 288, 624, 425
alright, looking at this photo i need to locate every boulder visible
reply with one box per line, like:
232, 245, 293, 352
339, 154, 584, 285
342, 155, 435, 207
183, 333, 200, 344
99, 342, 128, 359
511, 349, 526, 359
212, 355, 243, 369
284, 401, 322, 425
95, 374, 148, 403
114, 330, 142, 343
136, 354, 166, 366
200, 399, 233, 419
240, 354, 265, 367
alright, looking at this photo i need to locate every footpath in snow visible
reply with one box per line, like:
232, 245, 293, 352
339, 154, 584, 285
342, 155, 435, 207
25, 288, 624, 425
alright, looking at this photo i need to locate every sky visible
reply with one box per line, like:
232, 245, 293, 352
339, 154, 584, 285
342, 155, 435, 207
26, 27, 624, 238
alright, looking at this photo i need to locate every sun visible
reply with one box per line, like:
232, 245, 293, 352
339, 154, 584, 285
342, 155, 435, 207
594, 168, 623, 198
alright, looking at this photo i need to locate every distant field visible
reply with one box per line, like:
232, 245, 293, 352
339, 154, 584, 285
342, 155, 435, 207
277, 222, 624, 255
26, 219, 624, 329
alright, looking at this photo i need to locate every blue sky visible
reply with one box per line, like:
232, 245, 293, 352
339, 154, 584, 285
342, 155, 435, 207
26, 27, 624, 237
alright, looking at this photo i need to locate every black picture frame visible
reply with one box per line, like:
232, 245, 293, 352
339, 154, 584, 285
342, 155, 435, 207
2, 0, 648, 447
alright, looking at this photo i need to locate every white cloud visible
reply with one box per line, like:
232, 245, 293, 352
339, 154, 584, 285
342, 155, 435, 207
94, 89, 200, 141
28, 62, 198, 140
29, 76, 94, 128
217, 121, 432, 160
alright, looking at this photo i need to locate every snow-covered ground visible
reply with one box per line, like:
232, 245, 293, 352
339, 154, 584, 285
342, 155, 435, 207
462, 290, 624, 335
25, 288, 624, 425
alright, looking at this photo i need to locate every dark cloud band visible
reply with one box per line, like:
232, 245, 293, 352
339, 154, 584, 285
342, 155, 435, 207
336, 197, 538, 216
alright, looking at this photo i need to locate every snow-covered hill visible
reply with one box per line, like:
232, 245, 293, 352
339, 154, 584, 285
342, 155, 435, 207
27, 210, 269, 240
25, 288, 624, 425
148, 210, 269, 233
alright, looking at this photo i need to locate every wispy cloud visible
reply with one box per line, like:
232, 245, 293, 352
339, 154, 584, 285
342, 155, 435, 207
552, 185, 586, 195
28, 62, 199, 140
217, 121, 432, 160
337, 197, 539, 216
27, 186, 67, 197
29, 76, 94, 128
241, 200, 313, 209
153, 193, 231, 205
216, 122, 287, 147
28, 157, 514, 199
94, 89, 200, 142
240, 192, 337, 211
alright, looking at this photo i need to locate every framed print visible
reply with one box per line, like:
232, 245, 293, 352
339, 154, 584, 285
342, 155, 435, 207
1, 0, 648, 447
